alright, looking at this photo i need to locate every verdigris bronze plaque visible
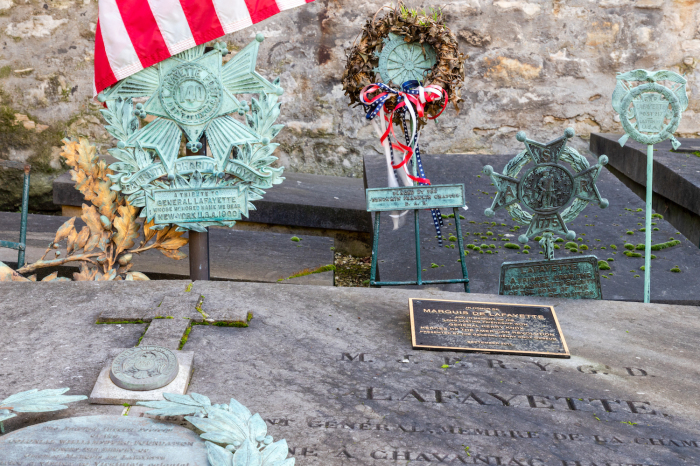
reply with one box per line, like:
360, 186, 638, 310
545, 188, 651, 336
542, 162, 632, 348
146, 186, 245, 224
409, 298, 569, 357
110, 345, 179, 391
366, 184, 464, 211
499, 255, 602, 300
0, 415, 207, 464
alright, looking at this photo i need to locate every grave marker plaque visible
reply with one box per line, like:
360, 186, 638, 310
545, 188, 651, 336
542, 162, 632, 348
0, 415, 207, 464
499, 256, 602, 299
409, 298, 569, 357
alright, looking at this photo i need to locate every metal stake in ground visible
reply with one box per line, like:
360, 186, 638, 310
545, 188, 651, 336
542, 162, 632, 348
612, 69, 688, 303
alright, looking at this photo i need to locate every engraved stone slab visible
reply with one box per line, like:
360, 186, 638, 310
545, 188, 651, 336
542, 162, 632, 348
409, 298, 569, 357
110, 346, 179, 391
90, 348, 194, 404
0, 414, 207, 465
366, 184, 465, 211
499, 256, 603, 300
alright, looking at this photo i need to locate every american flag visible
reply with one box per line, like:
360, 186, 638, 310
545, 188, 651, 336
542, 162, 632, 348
95, 0, 313, 94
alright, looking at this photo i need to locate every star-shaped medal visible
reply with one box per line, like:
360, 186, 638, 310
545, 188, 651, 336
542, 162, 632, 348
483, 129, 608, 256
99, 36, 282, 175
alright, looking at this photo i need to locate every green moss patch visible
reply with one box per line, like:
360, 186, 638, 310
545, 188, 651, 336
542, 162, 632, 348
504, 243, 520, 250
651, 240, 681, 251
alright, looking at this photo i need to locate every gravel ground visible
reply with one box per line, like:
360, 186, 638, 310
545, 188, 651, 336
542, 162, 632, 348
334, 253, 371, 287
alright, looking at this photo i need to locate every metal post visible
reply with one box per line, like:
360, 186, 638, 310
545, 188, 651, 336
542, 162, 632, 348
414, 209, 422, 285
453, 207, 469, 292
644, 144, 653, 303
369, 212, 381, 285
17, 164, 30, 268
187, 136, 210, 281
189, 230, 210, 280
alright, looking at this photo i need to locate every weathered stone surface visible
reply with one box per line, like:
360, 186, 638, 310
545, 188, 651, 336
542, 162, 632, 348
139, 319, 192, 350
591, 133, 700, 247
89, 347, 194, 405
148, 293, 202, 322
1, 1, 699, 212
0, 415, 208, 463
364, 152, 700, 303
0, 281, 699, 465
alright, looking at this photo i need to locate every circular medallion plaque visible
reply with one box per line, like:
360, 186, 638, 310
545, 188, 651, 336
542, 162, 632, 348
160, 62, 223, 125
0, 415, 208, 464
520, 164, 574, 213
110, 345, 179, 391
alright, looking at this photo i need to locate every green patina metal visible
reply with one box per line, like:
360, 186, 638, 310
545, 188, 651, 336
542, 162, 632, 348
0, 388, 86, 434
0, 161, 30, 268
366, 184, 464, 211
97, 35, 285, 232
483, 129, 608, 299
374, 33, 436, 86
368, 183, 469, 292
612, 69, 688, 304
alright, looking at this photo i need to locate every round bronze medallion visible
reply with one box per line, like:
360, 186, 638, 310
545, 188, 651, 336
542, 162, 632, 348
160, 62, 223, 126
519, 164, 574, 213
109, 345, 179, 391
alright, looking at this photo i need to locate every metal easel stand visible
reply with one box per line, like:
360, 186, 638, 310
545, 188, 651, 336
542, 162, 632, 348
0, 162, 30, 268
369, 207, 469, 292
643, 144, 653, 303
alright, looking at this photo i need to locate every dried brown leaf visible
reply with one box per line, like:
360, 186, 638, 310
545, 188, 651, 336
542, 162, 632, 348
84, 233, 100, 253
158, 248, 187, 260
42, 271, 58, 282
158, 236, 188, 250
54, 217, 76, 244
113, 204, 140, 255
126, 271, 150, 281
66, 229, 78, 254
143, 219, 156, 244
27, 274, 36, 281
73, 263, 97, 281
76, 226, 90, 250
94, 179, 117, 219
81, 204, 103, 235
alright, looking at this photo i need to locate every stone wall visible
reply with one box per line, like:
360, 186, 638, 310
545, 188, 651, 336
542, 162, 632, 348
0, 0, 698, 212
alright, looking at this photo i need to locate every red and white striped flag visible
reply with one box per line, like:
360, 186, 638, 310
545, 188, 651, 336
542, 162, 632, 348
95, 0, 313, 95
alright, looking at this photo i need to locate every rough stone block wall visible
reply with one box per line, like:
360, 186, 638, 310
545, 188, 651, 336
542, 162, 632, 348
0, 0, 697, 212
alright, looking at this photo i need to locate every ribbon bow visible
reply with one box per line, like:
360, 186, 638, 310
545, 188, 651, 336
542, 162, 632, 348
360, 80, 449, 244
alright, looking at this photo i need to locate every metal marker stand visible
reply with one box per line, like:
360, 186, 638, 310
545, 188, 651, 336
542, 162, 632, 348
643, 144, 653, 303
186, 136, 210, 281
611, 69, 688, 304
369, 206, 469, 292
0, 161, 30, 268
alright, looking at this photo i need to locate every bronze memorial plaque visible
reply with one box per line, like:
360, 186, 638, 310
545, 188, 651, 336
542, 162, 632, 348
409, 298, 569, 357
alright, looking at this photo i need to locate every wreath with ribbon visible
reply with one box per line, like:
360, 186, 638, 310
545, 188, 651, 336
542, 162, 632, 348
342, 3, 465, 245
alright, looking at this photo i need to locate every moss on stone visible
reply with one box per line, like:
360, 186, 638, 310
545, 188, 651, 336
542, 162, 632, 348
504, 243, 520, 250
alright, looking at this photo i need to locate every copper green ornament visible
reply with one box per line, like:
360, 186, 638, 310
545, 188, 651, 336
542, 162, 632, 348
483, 128, 609, 259
98, 37, 285, 233
611, 69, 688, 303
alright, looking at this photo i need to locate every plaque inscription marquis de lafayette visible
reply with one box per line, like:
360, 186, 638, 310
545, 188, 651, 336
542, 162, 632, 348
409, 298, 569, 357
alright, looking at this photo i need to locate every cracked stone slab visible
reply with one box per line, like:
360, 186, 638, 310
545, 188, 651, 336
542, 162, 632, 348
88, 347, 194, 405
146, 292, 203, 322
139, 317, 191, 350
191, 281, 252, 324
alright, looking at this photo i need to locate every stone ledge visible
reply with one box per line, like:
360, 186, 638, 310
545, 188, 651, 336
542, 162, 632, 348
590, 133, 700, 247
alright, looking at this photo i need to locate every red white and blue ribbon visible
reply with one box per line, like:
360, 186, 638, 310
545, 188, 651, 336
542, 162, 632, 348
360, 80, 448, 245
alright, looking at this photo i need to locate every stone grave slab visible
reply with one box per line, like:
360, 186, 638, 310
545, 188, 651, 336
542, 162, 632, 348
89, 348, 194, 405
0, 415, 207, 464
591, 133, 700, 247
1, 281, 699, 465
364, 153, 700, 303
0, 211, 334, 284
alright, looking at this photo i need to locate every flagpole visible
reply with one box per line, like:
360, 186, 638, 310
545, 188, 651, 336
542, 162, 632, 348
643, 144, 653, 303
